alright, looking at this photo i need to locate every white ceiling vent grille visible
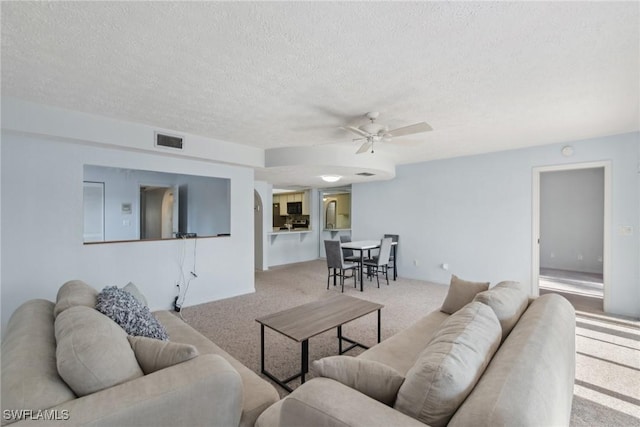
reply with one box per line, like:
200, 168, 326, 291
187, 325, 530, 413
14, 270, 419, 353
155, 132, 184, 150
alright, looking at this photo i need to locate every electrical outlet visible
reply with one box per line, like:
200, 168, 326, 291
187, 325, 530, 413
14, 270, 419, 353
413, 259, 419, 266
577, 254, 583, 261
441, 263, 449, 271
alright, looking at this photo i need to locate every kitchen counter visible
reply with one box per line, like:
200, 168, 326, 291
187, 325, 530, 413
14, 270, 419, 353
270, 228, 311, 234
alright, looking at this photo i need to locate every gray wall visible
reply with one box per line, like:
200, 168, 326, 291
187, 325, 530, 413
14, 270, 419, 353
352, 132, 639, 318
540, 168, 604, 274
181, 175, 230, 236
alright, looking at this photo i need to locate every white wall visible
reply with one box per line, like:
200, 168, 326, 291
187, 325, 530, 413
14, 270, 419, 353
352, 132, 639, 318
540, 168, 604, 273
1, 134, 256, 332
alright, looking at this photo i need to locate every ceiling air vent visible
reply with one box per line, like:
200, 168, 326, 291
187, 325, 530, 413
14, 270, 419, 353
155, 132, 184, 150
356, 172, 375, 177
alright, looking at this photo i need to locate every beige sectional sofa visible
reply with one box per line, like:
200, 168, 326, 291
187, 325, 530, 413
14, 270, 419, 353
1, 281, 279, 427
256, 279, 576, 427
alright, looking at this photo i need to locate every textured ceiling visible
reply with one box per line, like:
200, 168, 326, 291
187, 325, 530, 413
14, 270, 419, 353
2, 2, 638, 187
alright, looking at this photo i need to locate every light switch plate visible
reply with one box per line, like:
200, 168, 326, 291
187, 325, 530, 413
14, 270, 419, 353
619, 226, 633, 236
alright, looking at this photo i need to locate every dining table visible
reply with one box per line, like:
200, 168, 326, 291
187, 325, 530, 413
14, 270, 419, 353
340, 239, 398, 291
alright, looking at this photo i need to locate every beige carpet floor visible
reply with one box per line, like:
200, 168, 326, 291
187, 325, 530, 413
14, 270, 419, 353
181, 259, 640, 426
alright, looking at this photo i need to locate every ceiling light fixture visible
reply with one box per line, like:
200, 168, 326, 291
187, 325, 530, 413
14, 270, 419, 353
321, 175, 341, 183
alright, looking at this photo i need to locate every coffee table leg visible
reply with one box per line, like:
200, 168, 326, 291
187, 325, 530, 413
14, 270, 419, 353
301, 340, 308, 384
338, 325, 343, 354
377, 309, 381, 343
260, 324, 265, 373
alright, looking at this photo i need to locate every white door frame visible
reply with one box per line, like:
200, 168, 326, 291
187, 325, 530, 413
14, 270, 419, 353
531, 161, 611, 311
254, 190, 264, 271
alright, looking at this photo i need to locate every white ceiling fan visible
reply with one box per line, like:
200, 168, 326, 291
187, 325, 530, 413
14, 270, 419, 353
342, 112, 433, 154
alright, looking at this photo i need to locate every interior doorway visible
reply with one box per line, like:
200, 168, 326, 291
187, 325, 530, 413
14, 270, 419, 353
140, 185, 178, 239
532, 161, 611, 313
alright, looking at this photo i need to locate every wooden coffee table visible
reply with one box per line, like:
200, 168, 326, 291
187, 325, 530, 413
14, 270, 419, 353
256, 294, 383, 392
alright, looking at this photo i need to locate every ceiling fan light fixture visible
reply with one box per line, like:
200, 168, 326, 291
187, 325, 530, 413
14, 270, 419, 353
360, 122, 383, 134
321, 175, 342, 183
343, 111, 433, 154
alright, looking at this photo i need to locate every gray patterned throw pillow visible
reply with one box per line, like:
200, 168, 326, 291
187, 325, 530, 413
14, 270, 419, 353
96, 286, 169, 340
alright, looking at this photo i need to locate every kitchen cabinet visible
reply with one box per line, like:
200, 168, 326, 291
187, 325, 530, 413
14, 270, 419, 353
274, 191, 309, 216
302, 191, 310, 215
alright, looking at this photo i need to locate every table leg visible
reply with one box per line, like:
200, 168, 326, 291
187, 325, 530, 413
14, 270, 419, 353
301, 340, 309, 384
359, 250, 364, 291
393, 245, 397, 280
377, 309, 381, 343
338, 325, 342, 354
260, 324, 265, 373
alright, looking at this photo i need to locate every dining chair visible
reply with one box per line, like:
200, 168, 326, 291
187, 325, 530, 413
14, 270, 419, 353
384, 234, 399, 279
362, 237, 393, 287
324, 240, 358, 292
339, 235, 361, 263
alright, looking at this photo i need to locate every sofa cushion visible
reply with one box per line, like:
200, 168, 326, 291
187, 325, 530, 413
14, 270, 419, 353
473, 280, 529, 341
96, 286, 168, 340
123, 282, 148, 307
311, 356, 405, 406
154, 310, 279, 427
394, 302, 501, 427
53, 280, 98, 318
128, 336, 199, 374
1, 300, 75, 426
440, 275, 490, 314
55, 306, 144, 397
449, 294, 576, 427
359, 310, 450, 375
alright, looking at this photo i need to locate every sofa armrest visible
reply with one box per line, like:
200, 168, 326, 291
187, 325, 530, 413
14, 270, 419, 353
16, 354, 242, 427
268, 378, 426, 427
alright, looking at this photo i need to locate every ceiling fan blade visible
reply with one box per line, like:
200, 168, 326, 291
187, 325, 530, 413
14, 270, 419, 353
356, 140, 372, 154
341, 126, 370, 137
387, 122, 433, 137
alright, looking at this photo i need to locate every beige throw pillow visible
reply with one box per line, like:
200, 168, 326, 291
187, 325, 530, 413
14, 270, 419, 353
440, 275, 490, 314
394, 302, 501, 427
311, 356, 405, 406
53, 280, 98, 318
473, 280, 530, 341
55, 306, 143, 396
128, 336, 199, 374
